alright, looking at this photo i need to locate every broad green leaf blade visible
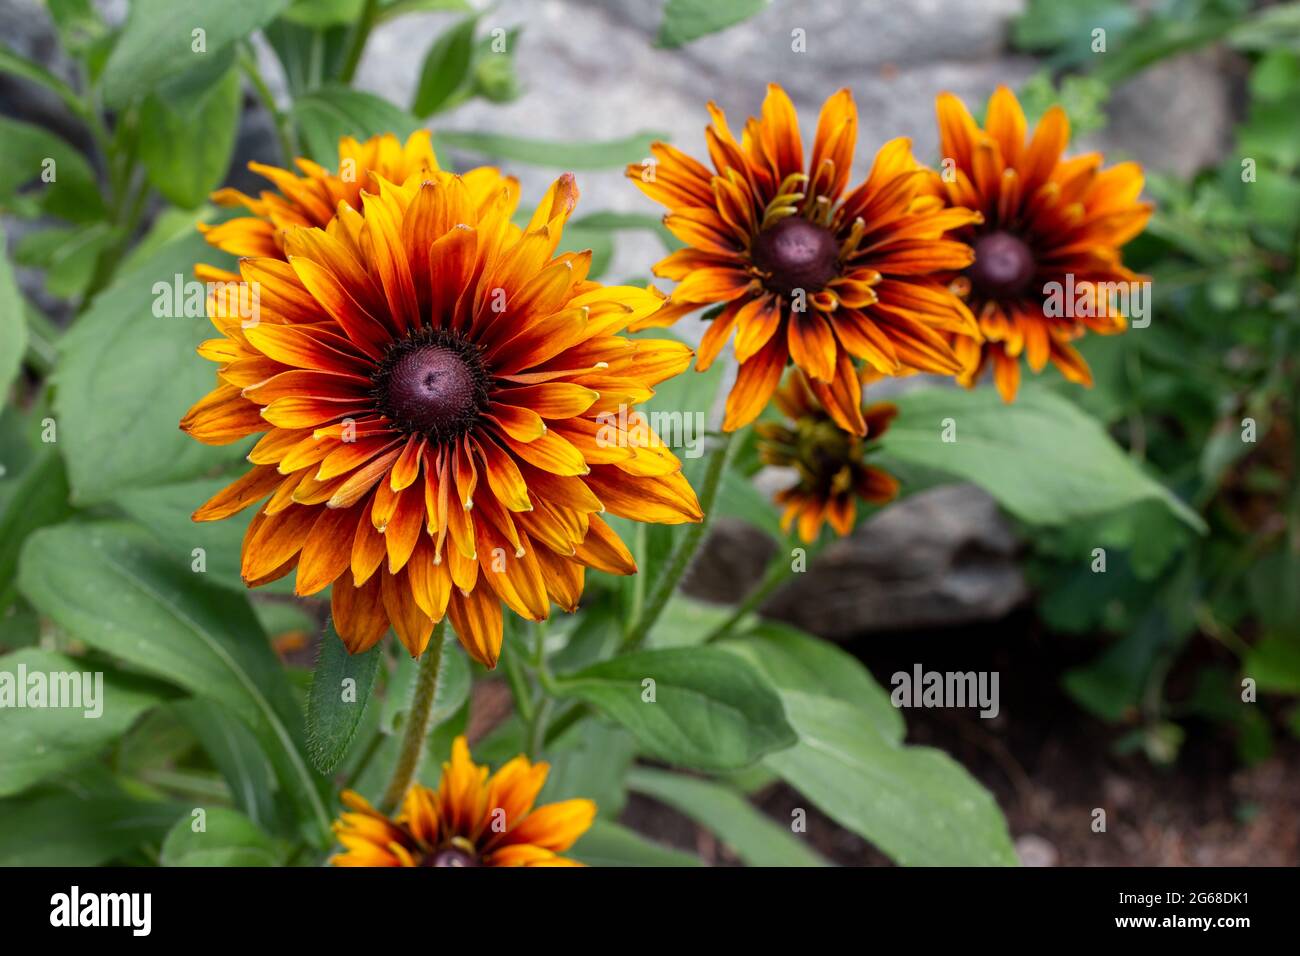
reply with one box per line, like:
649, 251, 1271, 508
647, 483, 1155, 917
17, 522, 332, 841
101, 0, 292, 106
879, 385, 1206, 532
139, 57, 242, 209
539, 719, 638, 818
292, 86, 420, 163
628, 766, 829, 867
14, 222, 121, 299
0, 649, 164, 796
0, 444, 71, 611
657, 0, 770, 47
719, 622, 903, 742
570, 819, 701, 867
0, 117, 105, 222
113, 476, 294, 594
306, 621, 382, 773
766, 691, 1017, 866
160, 806, 281, 866
554, 647, 796, 770
434, 130, 669, 169
0, 225, 26, 398
0, 784, 186, 866
173, 699, 283, 834
54, 230, 245, 505
411, 15, 477, 116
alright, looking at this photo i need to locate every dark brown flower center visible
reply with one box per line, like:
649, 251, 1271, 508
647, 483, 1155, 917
422, 846, 479, 867
968, 230, 1036, 299
752, 216, 840, 295
373, 328, 489, 443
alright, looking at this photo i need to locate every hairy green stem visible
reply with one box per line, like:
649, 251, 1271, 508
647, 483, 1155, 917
622, 430, 734, 650
379, 621, 445, 813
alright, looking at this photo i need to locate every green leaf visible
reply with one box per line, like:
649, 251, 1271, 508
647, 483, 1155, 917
14, 222, 121, 299
262, 19, 351, 97
113, 476, 294, 594
173, 699, 283, 834
0, 225, 27, 402
160, 806, 281, 866
0, 445, 72, 612
305, 621, 382, 774
282, 0, 366, 25
0, 42, 83, 114
1245, 638, 1300, 695
879, 386, 1206, 532
0, 782, 185, 865
54, 229, 246, 505
0, 117, 105, 222
411, 15, 477, 117
766, 691, 1017, 866
719, 622, 903, 742
100, 0, 292, 106
379, 0, 473, 20
434, 129, 668, 169
570, 819, 701, 867
17, 522, 332, 841
139, 57, 243, 209
292, 86, 420, 163
553, 647, 796, 770
539, 718, 637, 818
0, 649, 164, 796
657, 0, 770, 48
646, 595, 737, 648
627, 766, 828, 866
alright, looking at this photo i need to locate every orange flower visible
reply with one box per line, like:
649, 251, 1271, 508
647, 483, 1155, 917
180, 167, 702, 668
932, 86, 1153, 401
331, 736, 595, 867
627, 84, 981, 435
756, 371, 899, 542
199, 130, 510, 260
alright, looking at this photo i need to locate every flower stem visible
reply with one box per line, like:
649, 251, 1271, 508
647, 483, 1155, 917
379, 620, 445, 814
703, 536, 826, 642
240, 46, 295, 164
338, 0, 380, 85
622, 429, 734, 650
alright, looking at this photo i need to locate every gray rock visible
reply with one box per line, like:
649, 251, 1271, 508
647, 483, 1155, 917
686, 483, 1029, 639
353, 0, 1039, 286
1085, 49, 1238, 177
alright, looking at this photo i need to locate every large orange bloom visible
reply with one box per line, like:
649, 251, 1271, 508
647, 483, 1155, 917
756, 371, 899, 543
180, 167, 702, 668
933, 86, 1153, 401
627, 84, 981, 435
331, 736, 595, 867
